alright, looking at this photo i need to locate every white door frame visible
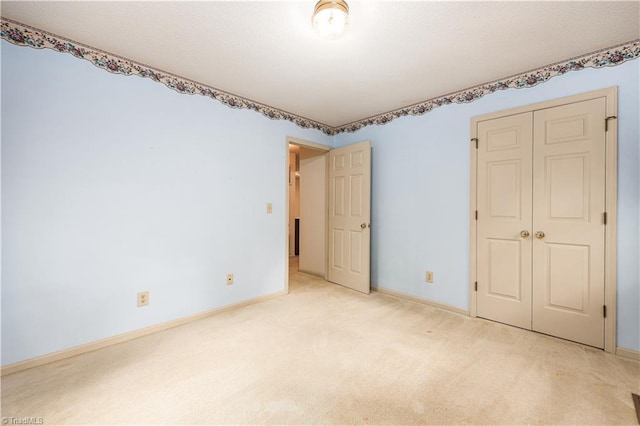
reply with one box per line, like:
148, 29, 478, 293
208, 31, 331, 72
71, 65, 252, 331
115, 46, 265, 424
469, 87, 618, 353
284, 137, 331, 294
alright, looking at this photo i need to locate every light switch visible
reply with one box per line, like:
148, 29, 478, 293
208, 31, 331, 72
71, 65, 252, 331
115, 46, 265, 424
266, 203, 273, 214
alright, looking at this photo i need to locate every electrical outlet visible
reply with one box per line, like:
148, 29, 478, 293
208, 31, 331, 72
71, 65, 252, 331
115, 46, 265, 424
266, 203, 273, 214
426, 271, 434, 283
137, 291, 149, 307
226, 273, 234, 285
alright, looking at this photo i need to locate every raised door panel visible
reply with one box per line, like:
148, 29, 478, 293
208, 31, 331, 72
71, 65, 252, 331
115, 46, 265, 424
349, 231, 362, 274
545, 243, 590, 312
350, 174, 363, 217
546, 154, 589, 220
332, 176, 345, 216
331, 229, 344, 270
488, 160, 521, 219
487, 239, 522, 300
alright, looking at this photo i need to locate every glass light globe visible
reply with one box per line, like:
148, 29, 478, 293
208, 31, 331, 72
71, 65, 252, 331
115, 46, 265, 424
312, 1, 349, 39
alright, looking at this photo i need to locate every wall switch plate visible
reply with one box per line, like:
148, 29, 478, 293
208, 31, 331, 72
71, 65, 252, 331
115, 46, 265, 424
426, 271, 434, 283
137, 291, 149, 307
266, 203, 273, 214
226, 274, 234, 285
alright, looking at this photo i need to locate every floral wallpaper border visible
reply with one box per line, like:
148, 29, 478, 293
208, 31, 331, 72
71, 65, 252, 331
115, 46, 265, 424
0, 18, 333, 134
334, 39, 640, 134
2, 17, 639, 136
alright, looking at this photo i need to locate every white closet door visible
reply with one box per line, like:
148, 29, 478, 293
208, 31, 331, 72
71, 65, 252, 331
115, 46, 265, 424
476, 112, 533, 329
532, 97, 606, 348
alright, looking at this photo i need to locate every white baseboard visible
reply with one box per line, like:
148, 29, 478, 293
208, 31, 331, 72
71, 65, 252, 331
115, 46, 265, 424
1, 290, 287, 376
616, 347, 640, 362
373, 286, 469, 316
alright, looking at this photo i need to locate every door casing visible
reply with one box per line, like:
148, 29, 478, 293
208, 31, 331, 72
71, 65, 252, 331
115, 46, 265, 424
469, 87, 618, 353
285, 137, 372, 295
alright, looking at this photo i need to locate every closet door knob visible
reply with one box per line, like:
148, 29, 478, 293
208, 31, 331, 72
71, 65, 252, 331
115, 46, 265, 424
520, 230, 530, 238
535, 231, 546, 240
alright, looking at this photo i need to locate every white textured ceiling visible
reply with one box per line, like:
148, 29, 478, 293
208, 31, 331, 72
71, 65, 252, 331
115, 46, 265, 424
2, 1, 639, 127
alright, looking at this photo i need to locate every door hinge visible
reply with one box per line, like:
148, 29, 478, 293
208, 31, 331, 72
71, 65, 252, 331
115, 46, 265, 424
474, 281, 478, 292
471, 138, 478, 149
475, 210, 478, 220
603, 305, 607, 318
605, 116, 617, 132
603, 212, 607, 225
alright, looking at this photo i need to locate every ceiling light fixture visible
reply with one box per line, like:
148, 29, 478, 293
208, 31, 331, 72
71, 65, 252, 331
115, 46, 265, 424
312, 0, 349, 40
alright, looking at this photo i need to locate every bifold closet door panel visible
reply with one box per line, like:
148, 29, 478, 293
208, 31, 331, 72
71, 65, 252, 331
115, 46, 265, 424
476, 112, 533, 330
531, 97, 607, 349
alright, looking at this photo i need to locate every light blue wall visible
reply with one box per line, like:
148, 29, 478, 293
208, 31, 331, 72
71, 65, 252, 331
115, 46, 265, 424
3, 40, 639, 366
1, 42, 332, 366
334, 60, 640, 352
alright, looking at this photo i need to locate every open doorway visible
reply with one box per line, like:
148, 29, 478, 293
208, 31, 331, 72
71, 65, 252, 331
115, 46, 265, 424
285, 137, 330, 291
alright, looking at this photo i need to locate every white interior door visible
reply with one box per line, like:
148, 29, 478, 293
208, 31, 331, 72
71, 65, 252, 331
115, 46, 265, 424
328, 141, 371, 294
476, 112, 533, 329
532, 97, 606, 348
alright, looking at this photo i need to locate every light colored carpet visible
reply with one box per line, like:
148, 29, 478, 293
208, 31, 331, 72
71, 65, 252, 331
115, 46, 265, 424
2, 261, 639, 425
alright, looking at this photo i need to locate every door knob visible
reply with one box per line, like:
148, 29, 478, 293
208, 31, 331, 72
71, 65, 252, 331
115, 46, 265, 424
361, 223, 367, 229
535, 231, 545, 240
520, 230, 530, 238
